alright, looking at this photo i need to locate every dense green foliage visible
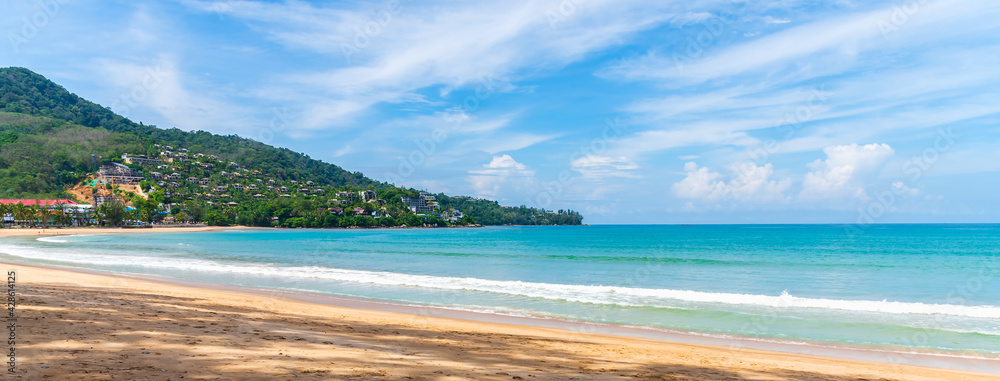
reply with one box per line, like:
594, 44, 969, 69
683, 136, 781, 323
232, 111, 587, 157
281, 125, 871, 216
1, 67, 375, 189
435, 194, 584, 225
0, 67, 583, 226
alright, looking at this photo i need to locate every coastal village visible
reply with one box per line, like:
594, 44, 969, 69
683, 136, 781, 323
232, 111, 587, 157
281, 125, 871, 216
1, 144, 473, 227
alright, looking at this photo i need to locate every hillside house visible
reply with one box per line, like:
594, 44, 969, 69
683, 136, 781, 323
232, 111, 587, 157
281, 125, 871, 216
401, 192, 439, 213
359, 190, 377, 201
99, 163, 143, 184
122, 154, 161, 165
336, 191, 359, 202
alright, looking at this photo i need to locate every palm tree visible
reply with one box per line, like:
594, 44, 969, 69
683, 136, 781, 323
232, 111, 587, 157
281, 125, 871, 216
33, 200, 43, 227
74, 206, 89, 226
89, 207, 101, 226
0, 203, 8, 228
53, 203, 70, 227
12, 203, 33, 227
37, 204, 52, 229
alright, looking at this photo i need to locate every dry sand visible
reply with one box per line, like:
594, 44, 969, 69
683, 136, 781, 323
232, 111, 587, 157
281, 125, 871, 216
3, 261, 998, 380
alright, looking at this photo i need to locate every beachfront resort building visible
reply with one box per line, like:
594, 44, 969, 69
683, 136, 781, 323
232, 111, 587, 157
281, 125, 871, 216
0, 199, 94, 226
401, 192, 439, 214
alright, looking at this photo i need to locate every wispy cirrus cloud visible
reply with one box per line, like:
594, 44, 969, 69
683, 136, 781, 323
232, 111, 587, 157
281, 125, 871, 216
184, 0, 683, 131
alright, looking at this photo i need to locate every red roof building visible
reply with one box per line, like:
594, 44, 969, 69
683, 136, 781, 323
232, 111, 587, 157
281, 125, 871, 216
0, 199, 79, 206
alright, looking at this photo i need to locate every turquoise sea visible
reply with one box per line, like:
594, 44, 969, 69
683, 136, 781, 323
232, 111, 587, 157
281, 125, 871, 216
3, 225, 999, 359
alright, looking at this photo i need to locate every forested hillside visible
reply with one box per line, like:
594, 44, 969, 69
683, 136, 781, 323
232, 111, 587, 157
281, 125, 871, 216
0, 67, 376, 192
0, 67, 583, 226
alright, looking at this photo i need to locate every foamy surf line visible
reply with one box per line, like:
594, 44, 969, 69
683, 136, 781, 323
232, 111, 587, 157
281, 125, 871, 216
36, 236, 70, 243
4, 243, 1000, 321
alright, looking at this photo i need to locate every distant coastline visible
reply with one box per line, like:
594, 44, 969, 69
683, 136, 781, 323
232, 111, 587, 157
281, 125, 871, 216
0, 223, 503, 237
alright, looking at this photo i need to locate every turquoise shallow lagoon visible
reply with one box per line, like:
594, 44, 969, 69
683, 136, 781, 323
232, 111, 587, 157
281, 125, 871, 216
3, 224, 999, 358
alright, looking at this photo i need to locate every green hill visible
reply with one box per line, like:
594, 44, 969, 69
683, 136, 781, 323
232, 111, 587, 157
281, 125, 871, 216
0, 67, 583, 227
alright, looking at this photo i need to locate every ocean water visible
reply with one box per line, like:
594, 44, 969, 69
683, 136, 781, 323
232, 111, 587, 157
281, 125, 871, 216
2, 224, 999, 358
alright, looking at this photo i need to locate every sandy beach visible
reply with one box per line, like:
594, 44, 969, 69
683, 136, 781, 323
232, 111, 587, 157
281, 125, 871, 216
2, 260, 997, 380
0, 226, 248, 237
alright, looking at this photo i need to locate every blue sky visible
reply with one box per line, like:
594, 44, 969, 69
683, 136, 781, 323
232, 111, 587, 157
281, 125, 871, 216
3, 0, 999, 224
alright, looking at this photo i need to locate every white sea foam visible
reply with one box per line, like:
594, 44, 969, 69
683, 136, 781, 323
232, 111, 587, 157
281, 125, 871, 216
35, 236, 69, 243
3, 244, 1000, 321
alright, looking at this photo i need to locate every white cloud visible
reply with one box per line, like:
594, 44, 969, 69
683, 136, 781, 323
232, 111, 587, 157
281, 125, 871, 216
672, 161, 791, 202
892, 181, 921, 197
603, 1, 986, 84
799, 143, 894, 200
467, 154, 536, 199
472, 154, 531, 173
608, 119, 762, 157
463, 133, 559, 155
93, 56, 252, 134
570, 155, 639, 179
603, 2, 1000, 162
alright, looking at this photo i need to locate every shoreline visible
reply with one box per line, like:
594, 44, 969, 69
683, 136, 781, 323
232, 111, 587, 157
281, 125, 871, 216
0, 224, 541, 237
0, 225, 248, 237
3, 260, 999, 379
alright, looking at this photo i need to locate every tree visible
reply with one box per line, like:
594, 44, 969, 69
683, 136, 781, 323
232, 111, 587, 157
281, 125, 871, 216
52, 203, 70, 227
0, 203, 8, 227
96, 202, 127, 226
338, 215, 356, 227
204, 211, 232, 226
12, 203, 34, 227
425, 215, 447, 227
178, 200, 206, 222
36, 205, 51, 228
402, 214, 423, 227
323, 214, 340, 227
354, 215, 375, 227
133, 196, 161, 226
